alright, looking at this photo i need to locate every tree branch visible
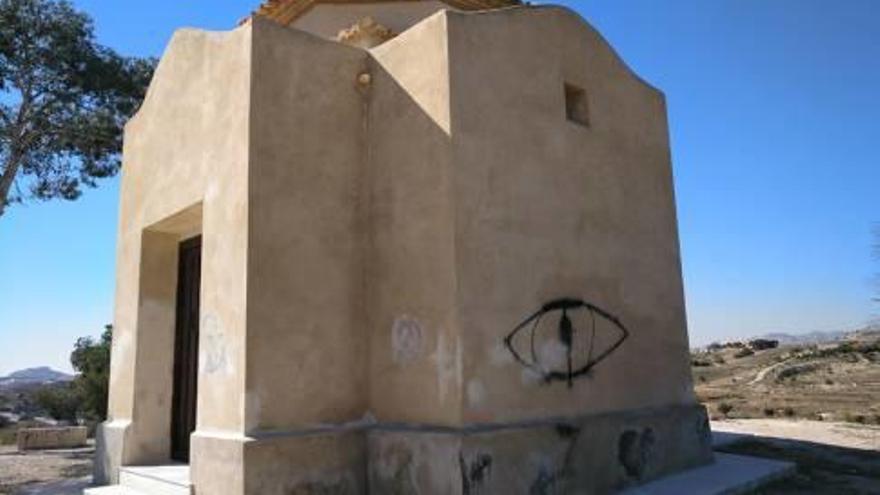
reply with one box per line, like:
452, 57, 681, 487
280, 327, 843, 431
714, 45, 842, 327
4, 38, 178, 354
0, 149, 22, 216
0, 0, 153, 215
0, 83, 34, 216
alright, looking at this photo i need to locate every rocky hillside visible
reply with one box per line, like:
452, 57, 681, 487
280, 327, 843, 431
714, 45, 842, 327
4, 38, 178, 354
0, 367, 72, 389
692, 333, 880, 424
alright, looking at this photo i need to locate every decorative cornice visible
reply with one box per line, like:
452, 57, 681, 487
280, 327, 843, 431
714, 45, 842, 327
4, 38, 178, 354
248, 0, 522, 26
337, 16, 396, 48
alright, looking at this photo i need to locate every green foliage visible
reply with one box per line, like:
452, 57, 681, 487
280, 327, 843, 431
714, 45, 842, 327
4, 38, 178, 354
0, 0, 155, 216
0, 419, 40, 445
26, 324, 112, 422
70, 324, 111, 420
34, 383, 79, 421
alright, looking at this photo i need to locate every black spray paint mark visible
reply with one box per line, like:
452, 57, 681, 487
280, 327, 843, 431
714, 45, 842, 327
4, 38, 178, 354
555, 423, 580, 439
696, 416, 711, 450
529, 466, 560, 495
528, 423, 583, 495
618, 428, 655, 479
459, 452, 493, 495
505, 298, 629, 387
287, 479, 350, 495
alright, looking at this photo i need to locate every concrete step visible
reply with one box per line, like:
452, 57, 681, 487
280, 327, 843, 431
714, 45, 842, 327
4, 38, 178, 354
118, 465, 192, 495
621, 453, 795, 495
119, 464, 193, 495
83, 486, 143, 495
84, 465, 192, 495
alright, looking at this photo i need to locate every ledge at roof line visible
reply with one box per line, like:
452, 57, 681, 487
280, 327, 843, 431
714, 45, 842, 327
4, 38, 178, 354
242, 0, 525, 26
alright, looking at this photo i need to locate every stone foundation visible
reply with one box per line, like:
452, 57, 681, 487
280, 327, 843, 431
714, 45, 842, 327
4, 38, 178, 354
94, 420, 131, 484
160, 404, 710, 494
369, 404, 712, 494
243, 429, 367, 494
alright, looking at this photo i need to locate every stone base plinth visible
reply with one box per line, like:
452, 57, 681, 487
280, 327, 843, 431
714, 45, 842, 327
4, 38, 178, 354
189, 428, 367, 495
370, 404, 713, 494
97, 404, 711, 494
94, 420, 131, 485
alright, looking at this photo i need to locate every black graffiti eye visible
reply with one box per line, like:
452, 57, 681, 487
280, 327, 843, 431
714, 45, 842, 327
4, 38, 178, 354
504, 298, 629, 387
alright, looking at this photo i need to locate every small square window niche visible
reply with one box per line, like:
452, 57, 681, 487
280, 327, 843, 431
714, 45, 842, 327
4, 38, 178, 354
565, 83, 590, 127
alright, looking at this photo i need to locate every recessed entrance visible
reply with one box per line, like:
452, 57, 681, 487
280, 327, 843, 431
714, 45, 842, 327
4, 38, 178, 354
170, 235, 201, 462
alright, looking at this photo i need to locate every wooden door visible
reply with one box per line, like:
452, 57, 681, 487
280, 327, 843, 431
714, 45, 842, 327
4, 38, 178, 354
171, 236, 201, 462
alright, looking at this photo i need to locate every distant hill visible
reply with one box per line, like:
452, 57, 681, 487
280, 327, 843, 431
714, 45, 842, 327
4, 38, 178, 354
756, 330, 850, 346
693, 326, 877, 352
0, 367, 73, 389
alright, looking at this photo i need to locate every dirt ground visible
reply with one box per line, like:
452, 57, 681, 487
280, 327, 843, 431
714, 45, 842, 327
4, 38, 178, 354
714, 419, 880, 451
713, 419, 880, 494
694, 339, 880, 423
0, 444, 92, 495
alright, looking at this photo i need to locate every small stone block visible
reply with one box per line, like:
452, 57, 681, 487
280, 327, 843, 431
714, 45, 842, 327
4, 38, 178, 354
16, 426, 88, 451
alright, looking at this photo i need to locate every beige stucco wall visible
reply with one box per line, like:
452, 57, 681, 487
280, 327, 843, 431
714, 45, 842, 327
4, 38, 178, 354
366, 11, 462, 426
446, 7, 696, 423
101, 4, 707, 493
245, 18, 369, 431
359, 6, 696, 428
105, 21, 252, 473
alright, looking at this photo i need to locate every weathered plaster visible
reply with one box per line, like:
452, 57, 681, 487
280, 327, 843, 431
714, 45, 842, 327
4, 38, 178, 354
447, 7, 696, 423
100, 4, 709, 494
100, 20, 252, 484
246, 16, 368, 432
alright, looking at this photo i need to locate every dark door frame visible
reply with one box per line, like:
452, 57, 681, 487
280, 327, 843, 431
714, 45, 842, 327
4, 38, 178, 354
170, 235, 201, 463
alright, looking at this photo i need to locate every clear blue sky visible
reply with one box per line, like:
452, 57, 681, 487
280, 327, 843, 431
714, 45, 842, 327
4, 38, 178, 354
1, 0, 878, 375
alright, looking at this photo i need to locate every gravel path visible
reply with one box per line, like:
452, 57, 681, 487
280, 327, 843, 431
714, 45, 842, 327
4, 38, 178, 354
713, 419, 880, 494
713, 419, 880, 451
747, 358, 791, 385
0, 444, 93, 495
